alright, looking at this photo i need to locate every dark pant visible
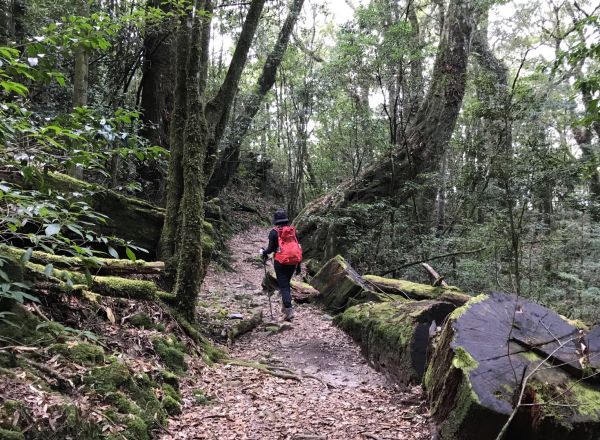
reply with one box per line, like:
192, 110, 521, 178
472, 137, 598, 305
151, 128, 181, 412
274, 261, 295, 308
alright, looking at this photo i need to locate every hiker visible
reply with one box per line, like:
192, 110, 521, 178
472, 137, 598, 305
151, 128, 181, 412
260, 209, 302, 321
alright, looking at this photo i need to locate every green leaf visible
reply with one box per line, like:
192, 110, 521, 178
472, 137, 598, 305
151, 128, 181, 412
125, 247, 136, 262
44, 264, 54, 277
20, 247, 33, 264
45, 223, 61, 236
107, 246, 119, 259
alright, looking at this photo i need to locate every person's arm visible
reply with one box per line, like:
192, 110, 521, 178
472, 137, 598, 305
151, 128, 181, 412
262, 229, 278, 256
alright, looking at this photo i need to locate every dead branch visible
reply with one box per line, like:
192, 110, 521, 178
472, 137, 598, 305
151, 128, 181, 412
380, 247, 486, 276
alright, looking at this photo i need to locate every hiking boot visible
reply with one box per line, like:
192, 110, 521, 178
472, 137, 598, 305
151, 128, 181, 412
283, 307, 295, 321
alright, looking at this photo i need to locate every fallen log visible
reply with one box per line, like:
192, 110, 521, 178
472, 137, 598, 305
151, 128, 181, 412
363, 275, 470, 306
223, 308, 263, 342
1, 245, 164, 276
336, 299, 457, 385
424, 292, 600, 440
1, 171, 222, 260
309, 256, 390, 312
262, 271, 320, 303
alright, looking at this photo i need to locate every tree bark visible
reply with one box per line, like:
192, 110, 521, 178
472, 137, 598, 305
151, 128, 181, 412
139, 0, 174, 149
205, 0, 299, 195
72, 0, 90, 109
69, 0, 90, 180
162, 0, 267, 318
296, 0, 479, 262
159, 11, 190, 287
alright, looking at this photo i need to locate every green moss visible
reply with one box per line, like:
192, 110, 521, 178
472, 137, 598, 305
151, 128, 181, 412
162, 383, 181, 402
123, 416, 149, 440
162, 395, 181, 416
0, 302, 65, 346
85, 361, 132, 394
129, 312, 154, 329
519, 350, 543, 362
0, 428, 24, 440
152, 336, 187, 374
570, 382, 600, 416
93, 368, 167, 436
452, 346, 479, 371
91, 276, 158, 300
192, 389, 212, 406
448, 293, 488, 320
50, 342, 104, 365
439, 376, 479, 439
160, 370, 180, 389
107, 392, 139, 414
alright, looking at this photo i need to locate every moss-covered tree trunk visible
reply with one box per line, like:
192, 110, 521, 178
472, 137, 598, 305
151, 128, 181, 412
295, 0, 482, 262
159, 10, 190, 288
161, 0, 266, 319
336, 299, 457, 385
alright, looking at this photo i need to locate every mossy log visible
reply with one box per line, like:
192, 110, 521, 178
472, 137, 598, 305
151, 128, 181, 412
363, 275, 471, 306
262, 271, 320, 303
1, 171, 222, 260
424, 292, 600, 440
309, 255, 387, 312
335, 300, 457, 385
1, 244, 164, 276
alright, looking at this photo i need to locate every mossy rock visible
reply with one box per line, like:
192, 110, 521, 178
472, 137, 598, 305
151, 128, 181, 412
85, 362, 132, 395
161, 395, 181, 416
424, 292, 600, 440
159, 370, 180, 389
49, 342, 104, 365
128, 312, 154, 329
86, 362, 167, 436
152, 335, 187, 374
336, 299, 456, 384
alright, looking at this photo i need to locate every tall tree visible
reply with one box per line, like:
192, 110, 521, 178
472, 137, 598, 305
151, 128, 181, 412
161, 0, 267, 318
139, 0, 174, 150
206, 0, 306, 196
296, 0, 483, 261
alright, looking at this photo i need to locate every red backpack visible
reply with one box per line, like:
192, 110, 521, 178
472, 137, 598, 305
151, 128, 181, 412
274, 226, 302, 265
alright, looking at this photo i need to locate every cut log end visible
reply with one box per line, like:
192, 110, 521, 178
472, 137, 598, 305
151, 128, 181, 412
425, 292, 600, 440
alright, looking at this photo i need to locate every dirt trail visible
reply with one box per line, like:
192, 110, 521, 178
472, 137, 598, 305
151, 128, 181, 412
162, 227, 431, 440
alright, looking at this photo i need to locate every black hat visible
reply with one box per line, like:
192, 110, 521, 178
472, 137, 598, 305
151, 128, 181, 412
273, 209, 289, 225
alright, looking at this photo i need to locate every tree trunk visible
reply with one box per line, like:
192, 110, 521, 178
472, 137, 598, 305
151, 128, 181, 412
296, 0, 479, 262
425, 291, 600, 440
206, 0, 302, 196
0, 0, 9, 45
72, 0, 89, 108
139, 0, 174, 149
337, 299, 457, 385
159, 11, 190, 287
69, 0, 90, 180
137, 0, 175, 201
162, 0, 267, 319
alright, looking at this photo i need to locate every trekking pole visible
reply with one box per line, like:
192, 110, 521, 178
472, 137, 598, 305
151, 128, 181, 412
262, 258, 274, 320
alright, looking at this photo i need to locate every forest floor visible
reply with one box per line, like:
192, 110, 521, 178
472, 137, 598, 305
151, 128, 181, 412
160, 226, 432, 440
